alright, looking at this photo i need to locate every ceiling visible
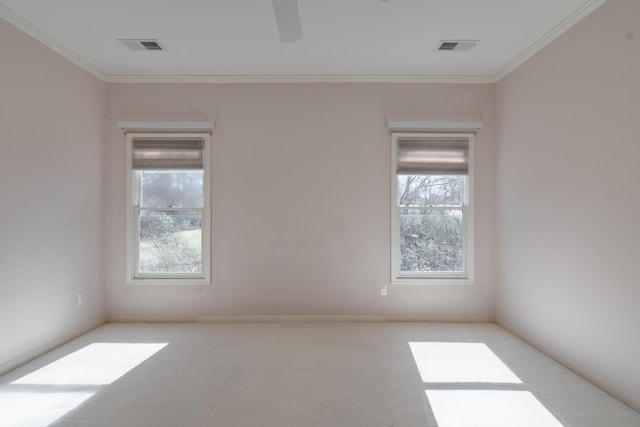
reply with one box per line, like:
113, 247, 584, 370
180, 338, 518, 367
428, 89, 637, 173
0, 0, 606, 83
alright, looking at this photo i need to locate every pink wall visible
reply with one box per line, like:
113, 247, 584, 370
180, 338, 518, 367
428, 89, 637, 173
0, 19, 106, 372
104, 83, 497, 321
496, 0, 640, 410
4, 0, 639, 410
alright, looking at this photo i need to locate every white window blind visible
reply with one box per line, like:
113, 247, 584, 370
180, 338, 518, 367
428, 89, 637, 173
131, 138, 204, 170
396, 138, 468, 176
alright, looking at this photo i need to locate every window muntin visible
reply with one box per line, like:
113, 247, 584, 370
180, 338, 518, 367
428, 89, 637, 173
391, 133, 474, 284
126, 133, 211, 284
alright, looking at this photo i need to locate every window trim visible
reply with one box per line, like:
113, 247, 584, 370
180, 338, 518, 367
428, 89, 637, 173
390, 132, 474, 285
126, 132, 212, 286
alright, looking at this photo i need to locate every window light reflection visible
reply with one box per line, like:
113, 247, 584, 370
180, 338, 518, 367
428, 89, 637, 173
409, 342, 521, 383
0, 391, 94, 427
12, 342, 168, 385
426, 390, 564, 427
2, 343, 167, 426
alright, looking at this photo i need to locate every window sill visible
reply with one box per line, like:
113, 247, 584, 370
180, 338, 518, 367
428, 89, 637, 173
127, 277, 211, 286
391, 276, 473, 286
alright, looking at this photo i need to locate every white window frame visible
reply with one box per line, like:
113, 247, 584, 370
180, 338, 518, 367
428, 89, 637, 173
390, 132, 474, 285
126, 132, 212, 285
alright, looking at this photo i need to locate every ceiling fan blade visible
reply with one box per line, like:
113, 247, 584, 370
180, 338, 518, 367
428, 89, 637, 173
272, 0, 303, 43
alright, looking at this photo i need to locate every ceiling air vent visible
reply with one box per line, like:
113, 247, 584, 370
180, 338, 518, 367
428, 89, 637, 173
119, 39, 166, 51
436, 40, 479, 52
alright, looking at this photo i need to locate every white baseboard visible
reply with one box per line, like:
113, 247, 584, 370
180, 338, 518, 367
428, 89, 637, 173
107, 317, 197, 323
198, 314, 493, 323
383, 314, 494, 322
198, 315, 385, 323
0, 319, 106, 377
496, 317, 640, 414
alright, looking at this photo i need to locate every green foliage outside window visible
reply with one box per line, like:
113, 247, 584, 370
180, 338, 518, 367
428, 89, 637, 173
398, 176, 464, 273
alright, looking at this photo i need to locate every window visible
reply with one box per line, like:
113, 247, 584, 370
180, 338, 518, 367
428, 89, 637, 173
391, 133, 474, 284
126, 133, 211, 284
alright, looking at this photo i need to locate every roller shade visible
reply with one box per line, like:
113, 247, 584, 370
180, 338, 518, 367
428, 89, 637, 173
397, 138, 468, 175
132, 138, 204, 170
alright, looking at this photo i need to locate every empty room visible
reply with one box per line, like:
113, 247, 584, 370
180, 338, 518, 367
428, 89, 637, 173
1, 0, 639, 426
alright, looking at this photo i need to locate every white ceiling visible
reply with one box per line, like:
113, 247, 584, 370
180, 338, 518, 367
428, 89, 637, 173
0, 0, 606, 83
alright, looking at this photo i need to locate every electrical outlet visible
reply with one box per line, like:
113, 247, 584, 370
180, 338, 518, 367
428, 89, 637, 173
77, 293, 86, 306
380, 285, 388, 296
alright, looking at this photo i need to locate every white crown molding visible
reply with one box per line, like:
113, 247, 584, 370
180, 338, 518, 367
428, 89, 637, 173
493, 0, 608, 82
0, 6, 493, 86
2, 1, 606, 85
0, 5, 106, 81
104, 74, 495, 84
0, 7, 493, 84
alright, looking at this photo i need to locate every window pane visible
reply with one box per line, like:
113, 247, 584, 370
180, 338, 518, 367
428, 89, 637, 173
400, 209, 463, 273
140, 171, 203, 208
138, 210, 202, 274
398, 175, 461, 207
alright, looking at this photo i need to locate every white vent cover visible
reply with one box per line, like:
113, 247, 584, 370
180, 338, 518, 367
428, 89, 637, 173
436, 40, 479, 51
119, 39, 166, 51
